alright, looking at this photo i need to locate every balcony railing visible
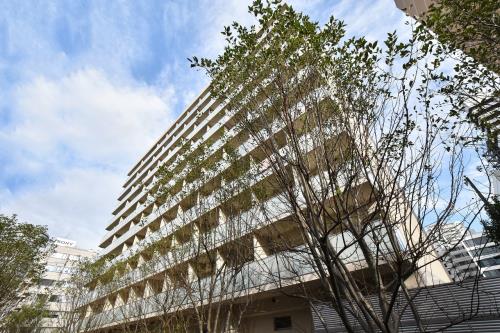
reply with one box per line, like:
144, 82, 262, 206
101, 93, 317, 253
119, 94, 223, 203
82, 162, 367, 306
80, 224, 394, 330
103, 102, 229, 238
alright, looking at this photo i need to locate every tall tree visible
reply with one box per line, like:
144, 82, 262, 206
424, 0, 499, 74
423, 0, 500, 242
0, 214, 52, 330
190, 0, 496, 331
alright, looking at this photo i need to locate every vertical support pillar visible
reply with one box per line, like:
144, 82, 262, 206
216, 250, 226, 271
253, 235, 267, 260
188, 262, 197, 281
103, 297, 113, 311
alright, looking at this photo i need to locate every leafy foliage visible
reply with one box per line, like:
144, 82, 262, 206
0, 214, 52, 329
484, 196, 500, 243
424, 0, 499, 74
187, 0, 497, 331
0, 299, 47, 333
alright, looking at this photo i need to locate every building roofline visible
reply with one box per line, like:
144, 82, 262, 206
126, 83, 212, 177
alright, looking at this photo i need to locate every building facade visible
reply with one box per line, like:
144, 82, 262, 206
23, 238, 97, 332
394, 0, 436, 17
427, 222, 500, 281
75, 72, 454, 333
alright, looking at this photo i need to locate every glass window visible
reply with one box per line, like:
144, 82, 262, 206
465, 236, 488, 247
44, 312, 59, 319
46, 265, 61, 272
52, 253, 69, 260
274, 316, 292, 331
472, 245, 500, 257
62, 267, 74, 274
484, 270, 500, 278
39, 279, 54, 286
478, 255, 500, 267
49, 295, 60, 302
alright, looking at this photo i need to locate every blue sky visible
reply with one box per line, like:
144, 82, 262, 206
0, 0, 411, 249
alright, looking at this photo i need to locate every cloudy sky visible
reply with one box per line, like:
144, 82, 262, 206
0, 0, 411, 249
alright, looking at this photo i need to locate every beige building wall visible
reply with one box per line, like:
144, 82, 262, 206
394, 0, 437, 17
30, 238, 97, 333
240, 296, 312, 333
81, 60, 450, 330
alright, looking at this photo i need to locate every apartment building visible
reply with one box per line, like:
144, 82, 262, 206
428, 222, 500, 281
22, 238, 97, 332
74, 66, 456, 333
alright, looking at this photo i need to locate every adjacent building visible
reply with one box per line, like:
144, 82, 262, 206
394, 0, 436, 17
23, 238, 97, 332
427, 222, 500, 281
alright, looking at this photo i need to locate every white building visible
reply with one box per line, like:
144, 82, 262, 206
427, 222, 500, 281
25, 238, 97, 332
76, 75, 452, 333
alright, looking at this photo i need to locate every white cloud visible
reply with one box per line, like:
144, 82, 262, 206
7, 69, 173, 166
0, 168, 122, 249
0, 68, 175, 248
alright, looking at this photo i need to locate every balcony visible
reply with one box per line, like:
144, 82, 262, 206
119, 95, 224, 201
83, 161, 369, 306
101, 94, 316, 255
81, 223, 395, 330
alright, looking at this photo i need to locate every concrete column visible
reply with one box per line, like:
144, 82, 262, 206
253, 235, 267, 260
162, 274, 172, 292
177, 204, 184, 217
219, 208, 227, 224
216, 250, 226, 271
192, 224, 200, 240
85, 305, 93, 317
128, 287, 137, 301
103, 297, 114, 311
137, 254, 146, 267
188, 262, 197, 281
114, 292, 126, 307
143, 281, 153, 298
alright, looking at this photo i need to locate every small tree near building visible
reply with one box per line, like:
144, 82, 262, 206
0, 214, 52, 331
189, 0, 498, 331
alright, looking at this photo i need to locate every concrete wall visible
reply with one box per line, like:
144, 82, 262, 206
241, 296, 312, 333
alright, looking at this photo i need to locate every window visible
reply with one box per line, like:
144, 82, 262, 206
274, 316, 292, 331
49, 295, 61, 302
484, 270, 500, 278
44, 312, 59, 319
46, 265, 60, 272
52, 253, 69, 260
464, 236, 488, 247
61, 266, 74, 274
478, 255, 500, 268
452, 252, 469, 259
472, 245, 500, 257
39, 279, 54, 286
